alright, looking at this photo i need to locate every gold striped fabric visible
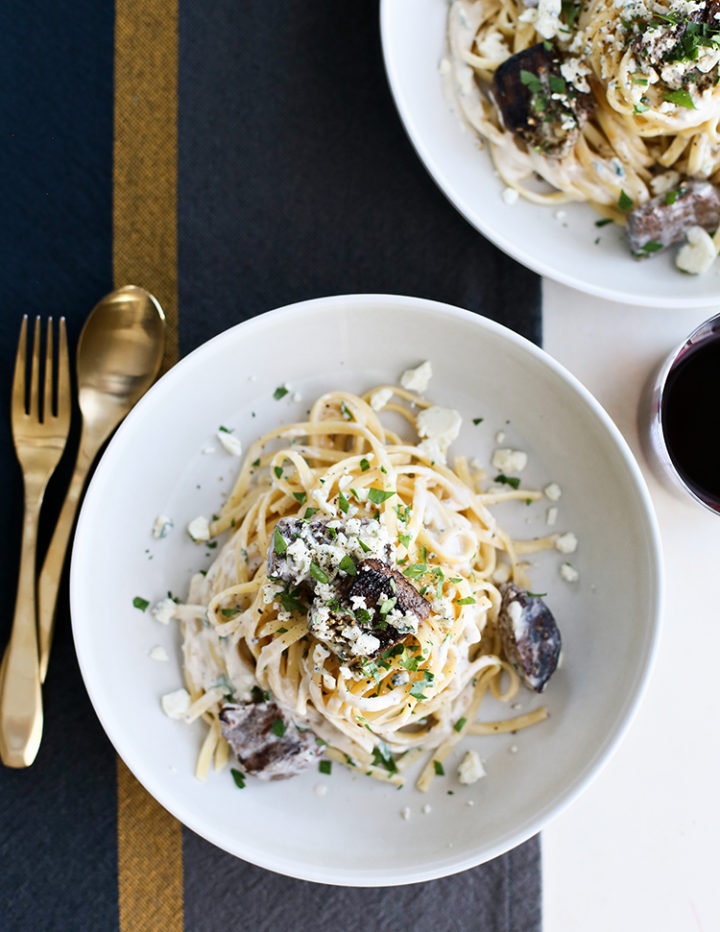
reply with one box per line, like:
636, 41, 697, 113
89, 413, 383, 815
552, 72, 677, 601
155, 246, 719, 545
114, 1, 183, 928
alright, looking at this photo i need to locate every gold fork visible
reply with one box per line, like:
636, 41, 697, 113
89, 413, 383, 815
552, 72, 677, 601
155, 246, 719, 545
0, 317, 71, 767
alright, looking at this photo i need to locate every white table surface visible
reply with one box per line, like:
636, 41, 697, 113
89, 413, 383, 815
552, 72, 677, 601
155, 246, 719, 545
541, 280, 720, 932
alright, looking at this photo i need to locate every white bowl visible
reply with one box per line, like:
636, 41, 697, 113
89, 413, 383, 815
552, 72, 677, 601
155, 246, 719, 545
71, 294, 662, 884
380, 0, 720, 308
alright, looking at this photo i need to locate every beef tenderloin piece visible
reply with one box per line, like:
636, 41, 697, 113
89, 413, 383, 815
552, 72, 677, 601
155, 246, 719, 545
308, 558, 431, 660
498, 583, 561, 693
219, 701, 322, 780
491, 43, 593, 158
626, 181, 720, 256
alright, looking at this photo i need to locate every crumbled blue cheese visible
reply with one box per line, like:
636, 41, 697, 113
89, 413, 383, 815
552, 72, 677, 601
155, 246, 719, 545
544, 482, 562, 501
559, 57, 591, 93
555, 532, 578, 554
187, 516, 210, 542
546, 506, 558, 527
370, 387, 393, 411
400, 806, 411, 820
501, 187, 518, 205
217, 429, 242, 456
492, 563, 511, 584
458, 750, 486, 784
491, 448, 527, 472
560, 562, 580, 583
521, 0, 561, 38
507, 599, 525, 641
314, 783, 328, 798
676, 226, 717, 275
152, 514, 173, 539
161, 688, 191, 719
152, 597, 177, 625
391, 670, 410, 687
416, 405, 462, 465
149, 645, 169, 662
400, 360, 433, 393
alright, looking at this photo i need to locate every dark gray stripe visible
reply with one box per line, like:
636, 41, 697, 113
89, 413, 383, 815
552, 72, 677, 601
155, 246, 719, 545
177, 2, 542, 928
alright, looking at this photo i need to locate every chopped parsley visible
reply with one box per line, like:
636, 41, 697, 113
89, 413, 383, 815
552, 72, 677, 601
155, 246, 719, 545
132, 596, 149, 612
340, 401, 353, 421
318, 760, 332, 775
455, 596, 476, 605
635, 240, 663, 257
338, 491, 350, 513
339, 555, 357, 576
251, 685, 270, 703
618, 189, 634, 211
271, 718, 286, 738
293, 491, 307, 504
403, 562, 427, 580
309, 562, 329, 584
433, 760, 445, 776
272, 527, 287, 554
273, 385, 289, 400
371, 743, 398, 773
367, 487, 395, 504
454, 717, 467, 733
594, 218, 614, 228
472, 417, 484, 425
273, 466, 283, 479
398, 533, 411, 548
494, 473, 521, 489
409, 670, 435, 700
663, 88, 696, 109
664, 189, 679, 205
251, 458, 261, 467
359, 458, 371, 472
303, 507, 319, 520
230, 768, 246, 789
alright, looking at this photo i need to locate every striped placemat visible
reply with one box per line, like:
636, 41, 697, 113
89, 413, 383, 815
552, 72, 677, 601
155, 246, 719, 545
0, 2, 542, 929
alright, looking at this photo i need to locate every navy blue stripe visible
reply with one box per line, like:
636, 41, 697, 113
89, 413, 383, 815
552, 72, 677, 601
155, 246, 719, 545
177, 2, 540, 928
0, 3, 118, 929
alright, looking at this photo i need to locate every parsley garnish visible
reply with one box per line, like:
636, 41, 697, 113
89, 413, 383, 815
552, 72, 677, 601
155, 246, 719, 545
454, 717, 467, 733
595, 218, 614, 227
367, 487, 395, 504
293, 491, 307, 504
338, 491, 350, 513
403, 563, 427, 580
251, 685, 270, 703
309, 562, 329, 584
340, 401, 353, 421
360, 458, 371, 472
398, 533, 411, 548
433, 760, 445, 776
494, 473, 521, 489
618, 189, 634, 211
526, 591, 548, 597
304, 507, 318, 519
409, 670, 435, 700
472, 417, 484, 425
636, 240, 663, 257
273, 466, 283, 479
230, 768, 246, 789
273, 385, 289, 400
664, 190, 679, 205
272, 527, 287, 554
663, 89, 695, 109
271, 718, 286, 737
371, 743, 398, 773
251, 458, 260, 467
319, 760, 332, 775
133, 596, 149, 611
455, 596, 476, 605
339, 555, 357, 576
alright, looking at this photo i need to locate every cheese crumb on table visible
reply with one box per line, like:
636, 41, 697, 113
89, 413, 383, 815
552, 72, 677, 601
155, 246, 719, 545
416, 405, 462, 465
676, 226, 717, 275
543, 482, 562, 501
149, 645, 169, 662
369, 387, 393, 411
546, 506, 558, 527
152, 598, 177, 625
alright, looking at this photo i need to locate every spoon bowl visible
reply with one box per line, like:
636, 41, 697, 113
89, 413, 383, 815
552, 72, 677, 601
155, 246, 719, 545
38, 285, 166, 682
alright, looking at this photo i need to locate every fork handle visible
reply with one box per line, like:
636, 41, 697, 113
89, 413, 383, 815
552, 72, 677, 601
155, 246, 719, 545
0, 481, 44, 767
38, 423, 103, 683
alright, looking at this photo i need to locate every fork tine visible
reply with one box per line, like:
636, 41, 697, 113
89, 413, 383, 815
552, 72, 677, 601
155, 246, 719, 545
44, 317, 54, 421
56, 317, 71, 427
29, 316, 41, 420
12, 317, 28, 417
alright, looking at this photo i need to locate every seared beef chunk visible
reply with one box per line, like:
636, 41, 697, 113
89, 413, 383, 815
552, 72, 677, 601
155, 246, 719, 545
219, 701, 322, 780
498, 584, 561, 693
491, 43, 592, 157
627, 181, 720, 256
308, 559, 431, 661
346, 559, 431, 627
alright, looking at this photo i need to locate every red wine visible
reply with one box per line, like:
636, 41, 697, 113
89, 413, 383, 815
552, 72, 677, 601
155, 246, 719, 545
661, 336, 720, 510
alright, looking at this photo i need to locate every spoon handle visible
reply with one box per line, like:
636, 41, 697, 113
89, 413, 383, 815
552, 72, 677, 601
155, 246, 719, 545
37, 427, 100, 683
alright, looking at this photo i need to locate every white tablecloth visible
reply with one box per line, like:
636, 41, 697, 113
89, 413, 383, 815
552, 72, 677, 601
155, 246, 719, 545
542, 281, 720, 932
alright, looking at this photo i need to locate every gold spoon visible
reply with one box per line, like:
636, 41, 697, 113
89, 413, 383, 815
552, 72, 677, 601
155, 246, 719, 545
37, 285, 166, 682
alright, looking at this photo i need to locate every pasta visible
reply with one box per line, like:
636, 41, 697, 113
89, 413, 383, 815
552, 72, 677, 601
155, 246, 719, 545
172, 384, 558, 791
446, 0, 720, 265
